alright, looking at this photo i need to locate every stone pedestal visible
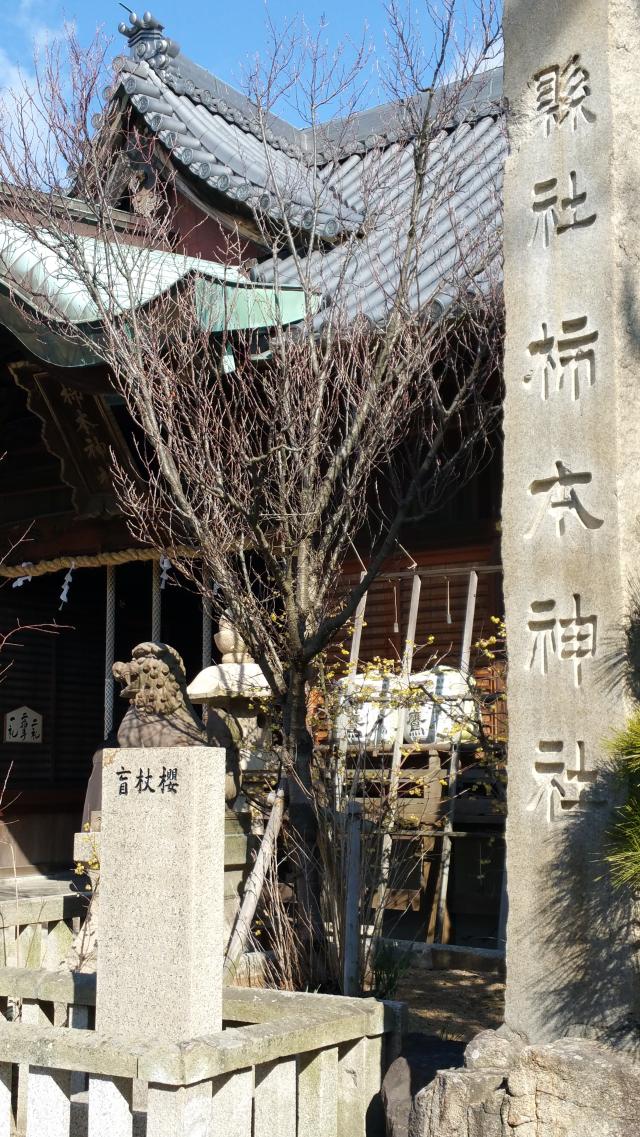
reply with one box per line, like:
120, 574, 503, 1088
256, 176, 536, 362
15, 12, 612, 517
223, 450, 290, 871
96, 746, 225, 1040
502, 0, 640, 1040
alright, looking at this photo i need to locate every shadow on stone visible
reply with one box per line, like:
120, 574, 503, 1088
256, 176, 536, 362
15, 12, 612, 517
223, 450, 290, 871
382, 1032, 465, 1137
525, 765, 640, 1049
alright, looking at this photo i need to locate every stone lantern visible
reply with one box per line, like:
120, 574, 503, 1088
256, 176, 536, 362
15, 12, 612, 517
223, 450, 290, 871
187, 614, 274, 783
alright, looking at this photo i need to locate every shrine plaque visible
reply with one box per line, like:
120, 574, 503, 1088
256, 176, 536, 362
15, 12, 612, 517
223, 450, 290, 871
3, 706, 42, 744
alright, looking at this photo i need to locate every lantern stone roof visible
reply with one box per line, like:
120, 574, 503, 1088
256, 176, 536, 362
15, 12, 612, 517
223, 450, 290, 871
187, 663, 271, 703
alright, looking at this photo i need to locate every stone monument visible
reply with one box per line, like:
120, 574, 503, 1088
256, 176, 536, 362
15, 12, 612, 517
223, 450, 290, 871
79, 642, 207, 835
501, 0, 640, 1044
74, 639, 255, 976
70, 642, 211, 975
408, 5, 640, 1130
70, 645, 226, 1125
96, 743, 226, 1040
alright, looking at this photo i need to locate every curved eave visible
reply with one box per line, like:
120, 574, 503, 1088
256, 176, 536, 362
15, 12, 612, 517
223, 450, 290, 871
0, 223, 313, 368
113, 59, 363, 240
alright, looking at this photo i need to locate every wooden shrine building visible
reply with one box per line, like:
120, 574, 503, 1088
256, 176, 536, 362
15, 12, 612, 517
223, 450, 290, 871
0, 12, 506, 947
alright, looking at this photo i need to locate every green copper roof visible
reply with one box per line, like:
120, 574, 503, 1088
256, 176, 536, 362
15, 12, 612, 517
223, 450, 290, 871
0, 219, 310, 367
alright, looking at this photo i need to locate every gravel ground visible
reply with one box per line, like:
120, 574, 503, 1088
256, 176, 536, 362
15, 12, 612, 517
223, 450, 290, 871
394, 967, 505, 1042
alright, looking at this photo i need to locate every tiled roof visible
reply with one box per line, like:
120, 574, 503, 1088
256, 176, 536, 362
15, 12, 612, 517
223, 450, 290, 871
113, 12, 363, 239
0, 219, 311, 367
258, 114, 505, 323
0, 220, 244, 324
113, 12, 505, 318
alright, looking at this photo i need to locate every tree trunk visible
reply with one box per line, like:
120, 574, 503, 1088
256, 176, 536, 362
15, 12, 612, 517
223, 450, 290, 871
283, 670, 325, 984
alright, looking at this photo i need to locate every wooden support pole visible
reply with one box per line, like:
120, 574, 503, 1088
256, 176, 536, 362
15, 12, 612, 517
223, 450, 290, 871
224, 781, 286, 978
434, 570, 478, 944
387, 573, 422, 819
342, 801, 362, 996
374, 573, 422, 934
333, 575, 368, 811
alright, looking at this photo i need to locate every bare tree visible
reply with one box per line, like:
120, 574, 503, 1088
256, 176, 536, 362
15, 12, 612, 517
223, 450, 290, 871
0, 1, 503, 980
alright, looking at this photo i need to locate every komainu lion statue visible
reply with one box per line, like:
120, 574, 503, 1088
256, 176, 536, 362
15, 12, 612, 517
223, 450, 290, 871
113, 640, 242, 800
113, 641, 206, 748
69, 642, 239, 974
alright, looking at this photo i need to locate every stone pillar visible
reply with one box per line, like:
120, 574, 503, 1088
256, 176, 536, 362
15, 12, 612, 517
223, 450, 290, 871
502, 0, 640, 1041
96, 746, 226, 1039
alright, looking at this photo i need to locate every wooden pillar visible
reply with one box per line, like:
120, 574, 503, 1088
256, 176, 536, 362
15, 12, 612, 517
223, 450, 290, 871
104, 565, 116, 739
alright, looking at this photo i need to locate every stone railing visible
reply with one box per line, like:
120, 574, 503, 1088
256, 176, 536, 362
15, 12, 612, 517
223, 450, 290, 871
0, 968, 404, 1136
0, 891, 85, 971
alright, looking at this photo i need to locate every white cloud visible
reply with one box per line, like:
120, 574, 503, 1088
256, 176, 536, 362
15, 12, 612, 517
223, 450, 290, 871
475, 44, 504, 73
0, 46, 37, 107
4, 0, 67, 74
0, 48, 29, 95
0, 0, 71, 103
15, 0, 64, 44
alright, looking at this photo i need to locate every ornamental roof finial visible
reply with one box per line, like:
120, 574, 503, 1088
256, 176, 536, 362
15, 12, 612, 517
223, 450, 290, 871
118, 10, 180, 73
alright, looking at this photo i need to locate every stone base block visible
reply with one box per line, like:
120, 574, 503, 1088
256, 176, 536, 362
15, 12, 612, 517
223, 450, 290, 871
410, 1028, 640, 1137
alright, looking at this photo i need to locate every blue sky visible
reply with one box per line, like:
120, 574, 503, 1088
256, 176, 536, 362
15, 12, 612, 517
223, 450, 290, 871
0, 0, 501, 118
0, 0, 396, 105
